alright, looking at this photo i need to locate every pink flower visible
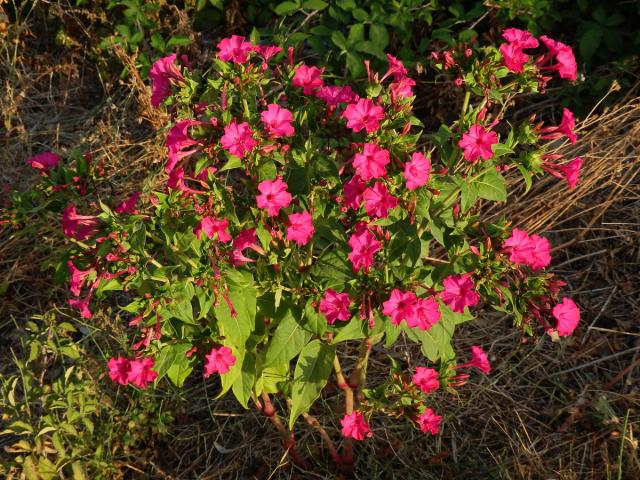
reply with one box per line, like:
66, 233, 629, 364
69, 295, 93, 318
555, 157, 582, 190
342, 98, 385, 133
340, 412, 372, 441
115, 192, 140, 215
292, 65, 324, 94
352, 143, 390, 181
552, 297, 581, 336
412, 296, 441, 331
167, 168, 205, 195
286, 210, 314, 245
254, 44, 282, 64
343, 176, 365, 210
67, 261, 93, 297
458, 124, 499, 163
412, 367, 440, 394
216, 35, 253, 64
319, 289, 351, 324
28, 152, 61, 172
62, 205, 99, 241
541, 108, 577, 144
315, 85, 358, 106
502, 28, 539, 49
229, 228, 265, 266
195, 216, 232, 242
108, 356, 131, 385
503, 228, 535, 264
529, 235, 551, 270
469, 345, 491, 373
416, 408, 441, 435
403, 152, 431, 190
382, 289, 417, 326
261, 104, 295, 138
220, 121, 258, 158
390, 77, 416, 101
166, 119, 201, 172
363, 182, 398, 219
256, 177, 292, 216
441, 274, 480, 313
539, 36, 577, 81
385, 53, 408, 80
149, 54, 184, 107
127, 357, 158, 388
204, 346, 236, 376
499, 43, 530, 73
347, 229, 381, 273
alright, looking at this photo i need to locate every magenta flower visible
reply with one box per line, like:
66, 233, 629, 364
412, 296, 441, 331
390, 77, 416, 102
149, 54, 184, 107
108, 356, 131, 385
469, 345, 491, 373
458, 124, 499, 163
540, 108, 577, 144
528, 235, 551, 271
412, 367, 440, 394
340, 412, 372, 440
503, 228, 535, 265
292, 65, 324, 95
254, 44, 282, 64
195, 216, 232, 242
319, 289, 352, 324
62, 205, 99, 241
220, 121, 258, 158
286, 210, 314, 245
166, 119, 201, 172
115, 192, 140, 215
539, 36, 577, 81
502, 28, 539, 49
555, 157, 582, 190
256, 177, 292, 217
127, 357, 158, 388
403, 152, 431, 190
347, 229, 381, 273
352, 143, 390, 181
342, 98, 385, 133
441, 274, 480, 313
229, 228, 265, 266
499, 43, 530, 73
204, 346, 236, 376
343, 175, 365, 210
315, 85, 358, 106
363, 182, 398, 219
382, 289, 417, 326
28, 152, 61, 172
416, 408, 442, 435
69, 294, 93, 319
552, 297, 581, 337
67, 261, 93, 297
261, 104, 295, 138
216, 35, 253, 64
385, 53, 408, 80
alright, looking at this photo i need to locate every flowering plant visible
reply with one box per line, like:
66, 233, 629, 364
10, 29, 584, 470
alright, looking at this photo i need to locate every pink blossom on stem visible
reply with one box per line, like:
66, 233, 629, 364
343, 175, 365, 210
229, 228, 265, 265
67, 261, 93, 297
502, 28, 539, 49
554, 157, 582, 190
539, 36, 577, 81
108, 356, 131, 385
115, 192, 140, 215
540, 108, 577, 143
254, 44, 282, 64
315, 85, 358, 106
416, 408, 442, 435
342, 98, 385, 133
390, 77, 416, 102
499, 43, 530, 73
127, 357, 158, 388
28, 152, 61, 172
412, 296, 441, 331
319, 289, 351, 324
347, 229, 381, 273
469, 345, 491, 373
195, 216, 232, 242
458, 124, 499, 163
528, 235, 551, 270
385, 53, 408, 80
69, 294, 93, 318
440, 274, 480, 313
292, 65, 324, 94
204, 346, 236, 376
352, 143, 390, 181
261, 104, 295, 138
552, 297, 581, 336
412, 367, 440, 394
340, 412, 372, 440
362, 182, 398, 218
382, 289, 417, 326
149, 54, 184, 107
403, 152, 431, 190
216, 35, 253, 63
62, 205, 99, 241
220, 121, 258, 158
256, 177, 292, 216
166, 119, 201, 172
286, 210, 314, 245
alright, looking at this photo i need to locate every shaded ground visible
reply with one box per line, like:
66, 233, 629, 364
1, 7, 639, 480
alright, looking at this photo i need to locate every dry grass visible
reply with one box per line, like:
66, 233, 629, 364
1, 5, 640, 479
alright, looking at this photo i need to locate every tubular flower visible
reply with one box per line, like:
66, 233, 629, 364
286, 210, 315, 245
261, 104, 295, 138
127, 357, 158, 388
216, 35, 253, 63
28, 152, 61, 172
195, 217, 232, 242
150, 54, 184, 107
352, 143, 390, 181
256, 177, 292, 217
343, 175, 366, 210
469, 346, 491, 373
62, 205, 99, 241
319, 289, 352, 324
539, 36, 577, 81
315, 85, 358, 106
342, 98, 385, 133
440, 274, 480, 313
220, 121, 258, 158
108, 356, 131, 385
293, 65, 324, 94
411, 296, 441, 331
458, 124, 499, 163
67, 261, 93, 297
229, 229, 265, 266
412, 367, 440, 394
340, 412, 372, 440
204, 346, 236, 376
416, 408, 442, 435
403, 152, 431, 190
166, 119, 201, 172
383, 289, 418, 326
347, 229, 381, 273
503, 229, 551, 271
552, 297, 581, 336
115, 192, 140, 215
540, 108, 577, 144
362, 182, 398, 219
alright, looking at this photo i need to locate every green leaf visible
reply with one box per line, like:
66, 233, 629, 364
475, 170, 507, 202
369, 24, 389, 51
332, 317, 365, 343
302, 0, 328, 10
491, 143, 514, 157
331, 31, 348, 51
164, 282, 195, 324
219, 343, 245, 398
264, 308, 311, 367
384, 320, 402, 347
215, 273, 256, 348
580, 27, 603, 62
166, 353, 193, 387
220, 155, 243, 172
302, 299, 328, 336
460, 182, 478, 213
274, 1, 299, 15
154, 342, 192, 384
289, 340, 335, 428
232, 352, 256, 408
347, 24, 365, 46
405, 307, 456, 362
260, 363, 289, 394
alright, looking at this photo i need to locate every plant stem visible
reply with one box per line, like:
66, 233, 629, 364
302, 412, 342, 465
